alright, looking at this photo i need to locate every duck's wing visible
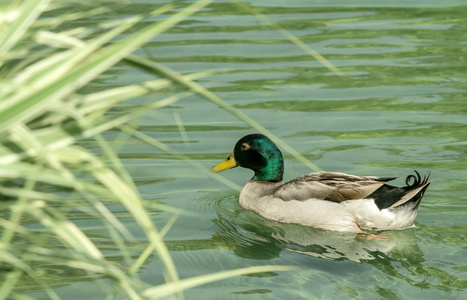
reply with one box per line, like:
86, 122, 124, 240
274, 171, 399, 202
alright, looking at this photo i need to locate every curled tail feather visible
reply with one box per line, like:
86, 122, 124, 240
371, 170, 431, 210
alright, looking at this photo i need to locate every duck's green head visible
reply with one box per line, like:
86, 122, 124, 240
211, 134, 284, 182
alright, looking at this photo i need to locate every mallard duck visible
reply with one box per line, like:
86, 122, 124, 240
211, 134, 431, 234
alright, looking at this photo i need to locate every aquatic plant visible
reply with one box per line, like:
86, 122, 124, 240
0, 1, 295, 298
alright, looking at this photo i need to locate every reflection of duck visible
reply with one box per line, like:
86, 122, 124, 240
205, 193, 424, 263
211, 134, 431, 233
239, 212, 423, 263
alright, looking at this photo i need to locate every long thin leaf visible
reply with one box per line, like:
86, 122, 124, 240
120, 125, 243, 191
0, 0, 50, 59
0, 0, 213, 135
143, 265, 297, 299
124, 55, 321, 172
232, 0, 343, 76
0, 19, 141, 131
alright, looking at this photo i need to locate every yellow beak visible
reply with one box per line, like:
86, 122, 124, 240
211, 153, 238, 173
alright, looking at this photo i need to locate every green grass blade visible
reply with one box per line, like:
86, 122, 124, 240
232, 0, 343, 76
0, 0, 213, 135
120, 125, 243, 191
0, 0, 50, 60
143, 265, 297, 299
124, 55, 321, 172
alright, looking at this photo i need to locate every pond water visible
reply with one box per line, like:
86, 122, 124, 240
26, 0, 467, 299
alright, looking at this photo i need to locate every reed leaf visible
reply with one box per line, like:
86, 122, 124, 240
0, 0, 301, 298
143, 265, 298, 299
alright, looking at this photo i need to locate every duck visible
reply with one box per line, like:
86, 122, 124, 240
211, 134, 431, 235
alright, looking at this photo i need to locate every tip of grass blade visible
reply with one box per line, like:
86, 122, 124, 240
232, 0, 344, 77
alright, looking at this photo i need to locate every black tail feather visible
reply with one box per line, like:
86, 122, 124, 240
370, 170, 431, 210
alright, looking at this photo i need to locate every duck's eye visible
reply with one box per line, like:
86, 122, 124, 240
240, 143, 250, 151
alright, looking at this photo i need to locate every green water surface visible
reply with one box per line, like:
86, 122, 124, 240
19, 0, 467, 299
